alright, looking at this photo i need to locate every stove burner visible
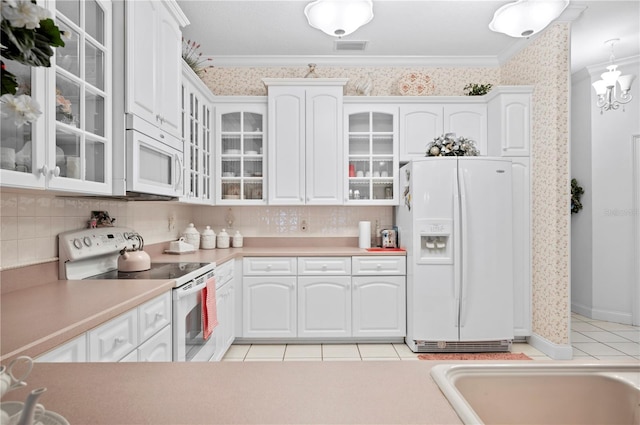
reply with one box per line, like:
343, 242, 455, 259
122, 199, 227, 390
87, 262, 211, 280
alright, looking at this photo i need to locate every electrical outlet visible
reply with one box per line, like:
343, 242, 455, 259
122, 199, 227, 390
168, 215, 175, 231
301, 220, 308, 232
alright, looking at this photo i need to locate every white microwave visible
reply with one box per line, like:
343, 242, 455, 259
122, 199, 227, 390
120, 115, 184, 198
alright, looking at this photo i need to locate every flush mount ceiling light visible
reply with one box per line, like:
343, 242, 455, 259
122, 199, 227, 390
304, 0, 374, 37
489, 0, 569, 38
592, 39, 635, 113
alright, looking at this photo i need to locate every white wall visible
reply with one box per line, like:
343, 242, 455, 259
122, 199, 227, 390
570, 70, 593, 315
571, 56, 640, 324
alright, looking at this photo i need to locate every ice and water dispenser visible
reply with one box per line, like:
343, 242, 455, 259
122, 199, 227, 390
417, 219, 453, 264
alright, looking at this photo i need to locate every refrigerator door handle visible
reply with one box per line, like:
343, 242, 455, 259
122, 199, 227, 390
452, 167, 461, 328
459, 166, 469, 328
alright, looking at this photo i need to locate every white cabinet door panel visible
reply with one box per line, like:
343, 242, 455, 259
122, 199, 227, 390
88, 309, 138, 362
399, 104, 442, 161
35, 334, 87, 363
444, 104, 487, 156
298, 276, 351, 338
137, 325, 172, 362
243, 276, 297, 338
352, 276, 406, 337
138, 292, 171, 344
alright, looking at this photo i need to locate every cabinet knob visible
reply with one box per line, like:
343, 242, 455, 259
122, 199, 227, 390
114, 336, 125, 345
266, 265, 272, 271
39, 165, 48, 176
322, 264, 327, 271
52, 166, 60, 177
376, 264, 382, 270
155, 312, 163, 320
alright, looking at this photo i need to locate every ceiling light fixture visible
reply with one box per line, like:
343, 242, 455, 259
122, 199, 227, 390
592, 39, 635, 114
304, 0, 374, 38
489, 0, 569, 38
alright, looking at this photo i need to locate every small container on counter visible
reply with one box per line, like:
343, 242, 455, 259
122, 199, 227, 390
217, 228, 230, 249
232, 230, 243, 248
182, 223, 200, 249
201, 226, 216, 249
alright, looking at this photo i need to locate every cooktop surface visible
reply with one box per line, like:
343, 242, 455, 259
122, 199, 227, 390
87, 262, 212, 280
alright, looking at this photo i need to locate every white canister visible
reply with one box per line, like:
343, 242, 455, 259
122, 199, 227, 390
201, 226, 216, 249
232, 230, 243, 248
217, 228, 230, 249
182, 223, 200, 249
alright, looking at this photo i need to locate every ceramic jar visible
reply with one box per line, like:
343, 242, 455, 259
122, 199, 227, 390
182, 223, 200, 249
201, 226, 216, 249
217, 228, 230, 249
232, 230, 243, 248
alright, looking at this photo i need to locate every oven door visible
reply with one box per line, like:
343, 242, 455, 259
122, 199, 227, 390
173, 273, 218, 362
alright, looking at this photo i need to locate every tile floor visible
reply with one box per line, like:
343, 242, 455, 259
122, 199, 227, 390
222, 314, 640, 362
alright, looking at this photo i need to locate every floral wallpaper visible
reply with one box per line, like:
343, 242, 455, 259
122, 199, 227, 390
200, 66, 500, 97
501, 23, 571, 345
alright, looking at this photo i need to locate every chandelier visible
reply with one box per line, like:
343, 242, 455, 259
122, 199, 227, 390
488, 0, 569, 38
592, 39, 636, 113
304, 0, 374, 37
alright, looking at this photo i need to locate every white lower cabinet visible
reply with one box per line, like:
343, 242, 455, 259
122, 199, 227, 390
88, 309, 138, 362
298, 276, 351, 338
136, 325, 172, 362
35, 292, 172, 363
352, 276, 406, 337
35, 334, 87, 363
241, 256, 406, 341
243, 276, 297, 338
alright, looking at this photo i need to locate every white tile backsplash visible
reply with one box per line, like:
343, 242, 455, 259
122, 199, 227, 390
0, 190, 393, 269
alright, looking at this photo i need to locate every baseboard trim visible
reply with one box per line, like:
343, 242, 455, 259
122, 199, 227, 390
571, 303, 633, 325
528, 333, 573, 360
571, 302, 592, 318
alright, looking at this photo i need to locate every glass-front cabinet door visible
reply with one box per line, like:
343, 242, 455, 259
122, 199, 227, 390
215, 102, 267, 204
344, 104, 399, 205
181, 63, 214, 204
1, 0, 111, 194
0, 60, 46, 188
47, 0, 111, 194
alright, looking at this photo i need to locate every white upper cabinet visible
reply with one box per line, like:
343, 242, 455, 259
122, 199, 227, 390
125, 0, 188, 138
399, 104, 443, 160
1, 0, 112, 195
344, 103, 399, 205
214, 99, 267, 204
487, 87, 533, 157
181, 62, 215, 204
398, 101, 487, 162
264, 78, 348, 205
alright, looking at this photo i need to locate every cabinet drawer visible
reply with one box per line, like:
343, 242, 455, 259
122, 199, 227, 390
88, 309, 138, 362
138, 292, 171, 343
215, 260, 234, 286
36, 334, 87, 363
243, 257, 297, 275
352, 256, 406, 275
298, 257, 351, 275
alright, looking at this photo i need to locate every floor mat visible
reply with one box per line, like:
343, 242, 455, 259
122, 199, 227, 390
418, 352, 532, 360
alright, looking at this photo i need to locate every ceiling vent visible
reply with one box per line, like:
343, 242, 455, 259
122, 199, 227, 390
334, 40, 368, 52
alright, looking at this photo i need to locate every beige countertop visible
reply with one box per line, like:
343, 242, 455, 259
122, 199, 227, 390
1, 361, 462, 424
0, 279, 174, 363
1, 242, 405, 363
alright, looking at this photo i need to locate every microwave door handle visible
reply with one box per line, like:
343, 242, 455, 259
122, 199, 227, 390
175, 154, 183, 190
174, 278, 206, 299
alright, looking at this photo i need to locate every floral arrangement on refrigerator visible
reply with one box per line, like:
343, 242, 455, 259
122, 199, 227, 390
426, 133, 479, 157
1, 0, 65, 126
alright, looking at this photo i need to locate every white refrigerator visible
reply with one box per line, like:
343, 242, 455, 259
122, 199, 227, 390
396, 157, 514, 352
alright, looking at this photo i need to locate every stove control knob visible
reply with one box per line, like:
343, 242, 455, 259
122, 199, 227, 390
83, 236, 92, 247
73, 238, 82, 249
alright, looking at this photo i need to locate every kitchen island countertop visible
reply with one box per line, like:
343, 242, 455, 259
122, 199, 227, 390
1, 360, 462, 424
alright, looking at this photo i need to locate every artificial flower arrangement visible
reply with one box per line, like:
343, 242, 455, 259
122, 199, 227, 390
182, 37, 212, 78
55, 88, 73, 121
1, 0, 65, 126
426, 133, 480, 157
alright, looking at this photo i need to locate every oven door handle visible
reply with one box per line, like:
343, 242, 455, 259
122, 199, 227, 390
174, 278, 206, 300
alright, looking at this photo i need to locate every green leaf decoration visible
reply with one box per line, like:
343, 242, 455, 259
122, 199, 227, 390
1, 65, 19, 96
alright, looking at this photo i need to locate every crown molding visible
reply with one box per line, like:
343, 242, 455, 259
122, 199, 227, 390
208, 55, 500, 68
586, 55, 640, 77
